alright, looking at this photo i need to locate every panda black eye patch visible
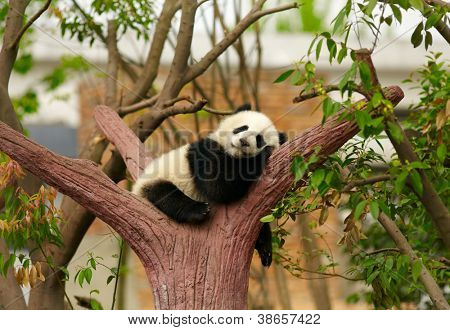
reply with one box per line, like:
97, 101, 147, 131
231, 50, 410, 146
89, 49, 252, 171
232, 125, 249, 134
256, 134, 266, 148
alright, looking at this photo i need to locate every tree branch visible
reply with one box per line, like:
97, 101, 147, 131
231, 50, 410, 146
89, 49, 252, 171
10, 0, 52, 49
342, 174, 391, 192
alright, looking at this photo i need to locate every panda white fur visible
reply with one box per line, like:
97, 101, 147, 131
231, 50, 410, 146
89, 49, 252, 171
133, 104, 287, 266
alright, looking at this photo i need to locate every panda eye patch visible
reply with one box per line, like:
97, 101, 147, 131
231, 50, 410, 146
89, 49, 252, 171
256, 134, 266, 148
232, 125, 249, 134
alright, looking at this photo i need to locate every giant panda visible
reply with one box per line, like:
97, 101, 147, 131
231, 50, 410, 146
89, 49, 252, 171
132, 104, 287, 266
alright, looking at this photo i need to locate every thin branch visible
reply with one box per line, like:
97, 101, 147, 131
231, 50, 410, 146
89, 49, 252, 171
277, 254, 362, 282
377, 213, 449, 310
365, 247, 400, 256
11, 0, 52, 49
183, 2, 299, 84
342, 174, 391, 192
111, 239, 124, 310
38, 245, 74, 310
118, 95, 159, 117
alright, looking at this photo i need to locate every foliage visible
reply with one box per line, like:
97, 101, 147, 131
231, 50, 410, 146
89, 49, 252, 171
56, 0, 156, 45
0, 154, 63, 288
269, 0, 449, 309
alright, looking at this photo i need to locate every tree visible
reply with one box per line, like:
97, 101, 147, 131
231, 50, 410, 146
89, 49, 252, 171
0, 0, 449, 310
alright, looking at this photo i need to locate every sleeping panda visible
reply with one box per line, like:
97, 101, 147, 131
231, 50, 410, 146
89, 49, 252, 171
132, 104, 287, 266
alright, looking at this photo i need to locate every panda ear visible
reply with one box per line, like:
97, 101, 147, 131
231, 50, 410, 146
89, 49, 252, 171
235, 103, 252, 113
278, 132, 287, 145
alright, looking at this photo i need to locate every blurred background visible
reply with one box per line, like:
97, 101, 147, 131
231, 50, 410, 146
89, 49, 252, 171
5, 0, 448, 309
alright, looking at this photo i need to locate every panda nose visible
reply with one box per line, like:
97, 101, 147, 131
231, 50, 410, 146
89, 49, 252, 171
240, 138, 250, 147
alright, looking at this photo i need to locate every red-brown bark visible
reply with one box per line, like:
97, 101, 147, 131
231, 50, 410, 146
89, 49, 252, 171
0, 86, 404, 309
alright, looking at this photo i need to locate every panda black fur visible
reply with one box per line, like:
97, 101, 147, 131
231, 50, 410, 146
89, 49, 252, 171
133, 104, 287, 266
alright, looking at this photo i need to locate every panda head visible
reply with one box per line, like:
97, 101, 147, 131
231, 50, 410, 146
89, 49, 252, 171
209, 103, 286, 158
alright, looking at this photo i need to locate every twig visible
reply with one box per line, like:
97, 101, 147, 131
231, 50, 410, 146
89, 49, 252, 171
111, 239, 124, 310
118, 95, 159, 117
342, 174, 391, 192
278, 254, 362, 281
365, 247, 400, 255
11, 0, 52, 49
38, 245, 74, 310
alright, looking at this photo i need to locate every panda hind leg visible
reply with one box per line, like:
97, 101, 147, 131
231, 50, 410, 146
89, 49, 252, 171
141, 180, 210, 224
255, 223, 272, 267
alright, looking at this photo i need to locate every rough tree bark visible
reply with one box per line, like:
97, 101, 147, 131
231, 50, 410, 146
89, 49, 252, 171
0, 86, 404, 309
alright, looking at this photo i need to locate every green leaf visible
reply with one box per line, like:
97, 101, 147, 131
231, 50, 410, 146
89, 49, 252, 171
90, 299, 103, 310
395, 171, 408, 194
370, 201, 380, 219
424, 31, 432, 50
90, 258, 97, 270
409, 169, 423, 196
387, 121, 404, 143
425, 13, 441, 29
390, 4, 402, 23
365, 0, 377, 15
354, 200, 368, 220
326, 38, 337, 63
385, 256, 394, 272
260, 214, 275, 223
412, 259, 422, 282
311, 169, 325, 188
371, 92, 382, 108
332, 10, 346, 35
106, 275, 115, 285
316, 38, 323, 61
337, 46, 347, 64
273, 69, 294, 83
78, 269, 85, 287
358, 62, 372, 90
437, 144, 447, 163
367, 270, 380, 284
409, 0, 424, 12
411, 23, 423, 48
13, 53, 33, 74
84, 268, 93, 284
291, 156, 308, 182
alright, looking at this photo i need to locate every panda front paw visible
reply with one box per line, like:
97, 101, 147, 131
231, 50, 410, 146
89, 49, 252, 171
178, 202, 210, 224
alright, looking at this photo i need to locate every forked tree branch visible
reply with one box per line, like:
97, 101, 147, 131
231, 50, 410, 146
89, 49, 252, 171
10, 0, 52, 49
0, 86, 404, 309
